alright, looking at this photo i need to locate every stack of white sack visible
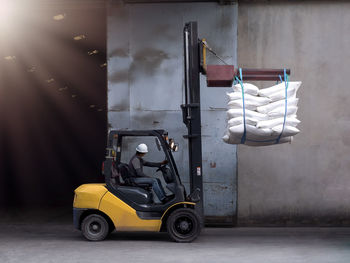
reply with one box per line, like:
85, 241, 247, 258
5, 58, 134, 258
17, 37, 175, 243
223, 81, 302, 146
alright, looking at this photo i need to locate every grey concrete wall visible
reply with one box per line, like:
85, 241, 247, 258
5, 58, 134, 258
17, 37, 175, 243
237, 1, 350, 225
107, 2, 238, 223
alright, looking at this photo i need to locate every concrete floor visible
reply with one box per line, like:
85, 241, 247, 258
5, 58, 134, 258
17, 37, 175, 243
1, 224, 350, 263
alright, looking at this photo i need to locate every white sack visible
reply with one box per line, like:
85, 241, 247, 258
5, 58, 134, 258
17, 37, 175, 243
226, 92, 271, 106
222, 134, 241, 144
243, 136, 292, 146
229, 124, 272, 137
232, 83, 259, 96
228, 116, 258, 127
267, 106, 298, 118
223, 81, 301, 146
222, 133, 229, 143
258, 81, 301, 97
227, 108, 267, 121
223, 133, 293, 146
257, 98, 299, 114
272, 125, 300, 137
256, 116, 300, 129
268, 89, 298, 102
227, 100, 257, 111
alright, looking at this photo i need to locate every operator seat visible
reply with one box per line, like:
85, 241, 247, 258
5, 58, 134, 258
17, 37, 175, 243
118, 163, 151, 190
116, 163, 153, 205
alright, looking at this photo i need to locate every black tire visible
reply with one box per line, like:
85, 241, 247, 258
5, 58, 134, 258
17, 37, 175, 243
166, 208, 202, 243
108, 225, 115, 234
81, 214, 109, 241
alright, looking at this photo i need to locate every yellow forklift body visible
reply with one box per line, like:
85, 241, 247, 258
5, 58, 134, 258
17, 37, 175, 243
74, 184, 196, 232
74, 184, 107, 209
99, 192, 161, 231
99, 194, 196, 231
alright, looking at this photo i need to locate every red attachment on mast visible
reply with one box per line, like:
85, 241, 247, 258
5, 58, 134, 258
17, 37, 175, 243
206, 65, 235, 87
206, 65, 291, 87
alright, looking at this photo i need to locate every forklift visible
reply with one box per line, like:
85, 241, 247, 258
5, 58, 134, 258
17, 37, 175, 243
73, 22, 290, 242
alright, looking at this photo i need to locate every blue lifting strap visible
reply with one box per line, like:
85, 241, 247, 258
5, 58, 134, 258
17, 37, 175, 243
234, 68, 247, 144
275, 69, 289, 144
232, 68, 290, 145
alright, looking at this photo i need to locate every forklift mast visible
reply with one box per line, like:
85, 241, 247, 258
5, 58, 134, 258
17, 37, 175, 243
181, 22, 204, 216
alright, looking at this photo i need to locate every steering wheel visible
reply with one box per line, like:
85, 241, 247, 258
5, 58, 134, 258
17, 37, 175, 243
156, 164, 173, 184
156, 164, 168, 173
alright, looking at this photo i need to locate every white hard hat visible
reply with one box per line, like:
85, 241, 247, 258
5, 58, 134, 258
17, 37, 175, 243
136, 143, 148, 153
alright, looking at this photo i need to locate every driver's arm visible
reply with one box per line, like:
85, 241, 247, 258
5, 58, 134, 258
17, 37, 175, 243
143, 158, 168, 168
143, 160, 163, 168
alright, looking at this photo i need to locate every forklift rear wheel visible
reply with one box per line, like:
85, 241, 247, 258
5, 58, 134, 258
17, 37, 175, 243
81, 214, 109, 241
166, 208, 201, 243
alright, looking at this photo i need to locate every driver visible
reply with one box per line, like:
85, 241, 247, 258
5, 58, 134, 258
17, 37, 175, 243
129, 143, 170, 203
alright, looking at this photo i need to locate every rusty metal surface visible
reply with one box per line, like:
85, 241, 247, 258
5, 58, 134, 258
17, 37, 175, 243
206, 65, 235, 87
239, 68, 291, 75
240, 75, 287, 81
206, 66, 290, 86
107, 2, 238, 224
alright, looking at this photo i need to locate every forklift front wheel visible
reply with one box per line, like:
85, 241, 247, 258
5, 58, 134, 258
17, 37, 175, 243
166, 208, 201, 243
81, 214, 109, 241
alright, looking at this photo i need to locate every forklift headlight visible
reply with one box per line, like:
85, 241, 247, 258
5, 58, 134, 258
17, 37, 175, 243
169, 139, 179, 152
169, 139, 175, 149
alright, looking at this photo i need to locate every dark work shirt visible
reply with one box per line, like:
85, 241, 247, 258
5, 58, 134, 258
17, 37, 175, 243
128, 154, 162, 177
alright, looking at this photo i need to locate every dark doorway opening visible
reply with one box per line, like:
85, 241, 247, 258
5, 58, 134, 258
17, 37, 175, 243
0, 2, 107, 211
